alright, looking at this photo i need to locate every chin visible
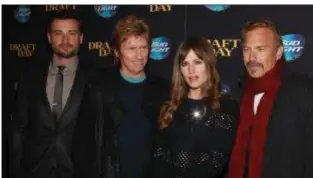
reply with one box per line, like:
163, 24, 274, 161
188, 84, 201, 90
249, 72, 265, 78
131, 69, 145, 74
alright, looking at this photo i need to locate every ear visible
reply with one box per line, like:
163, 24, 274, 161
47, 33, 51, 44
276, 46, 284, 61
79, 33, 84, 44
114, 49, 120, 58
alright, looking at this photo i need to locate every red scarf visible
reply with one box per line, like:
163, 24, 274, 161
228, 60, 283, 178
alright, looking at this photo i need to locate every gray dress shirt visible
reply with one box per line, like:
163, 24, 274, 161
46, 58, 78, 110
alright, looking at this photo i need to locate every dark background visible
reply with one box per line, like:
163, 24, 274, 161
2, 5, 313, 178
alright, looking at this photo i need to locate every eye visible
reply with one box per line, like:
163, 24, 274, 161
257, 46, 265, 51
53, 31, 63, 36
194, 60, 203, 65
68, 31, 78, 36
242, 47, 249, 51
181, 61, 188, 67
141, 46, 148, 50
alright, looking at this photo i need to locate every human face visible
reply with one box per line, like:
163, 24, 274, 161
180, 50, 208, 95
47, 19, 83, 59
242, 27, 283, 78
116, 35, 149, 78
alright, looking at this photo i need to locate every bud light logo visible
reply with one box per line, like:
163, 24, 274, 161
204, 5, 230, 12
282, 34, 305, 62
14, 5, 31, 23
94, 5, 118, 19
221, 83, 231, 94
150, 37, 171, 60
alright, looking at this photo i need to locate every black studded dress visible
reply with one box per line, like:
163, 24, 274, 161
153, 96, 239, 178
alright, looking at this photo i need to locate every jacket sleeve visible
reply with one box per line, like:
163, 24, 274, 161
219, 98, 240, 178
150, 129, 172, 178
306, 108, 313, 177
100, 85, 121, 178
9, 70, 30, 178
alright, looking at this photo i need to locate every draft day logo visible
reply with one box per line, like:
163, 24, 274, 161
150, 5, 172, 12
204, 5, 230, 12
10, 43, 36, 57
45, 5, 76, 12
282, 34, 305, 62
94, 5, 118, 19
14, 5, 31, 23
150, 37, 171, 60
88, 41, 111, 56
207, 39, 241, 57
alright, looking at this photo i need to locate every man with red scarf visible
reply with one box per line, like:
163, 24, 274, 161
228, 20, 313, 178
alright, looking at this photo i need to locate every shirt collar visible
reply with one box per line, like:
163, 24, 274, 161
50, 58, 79, 74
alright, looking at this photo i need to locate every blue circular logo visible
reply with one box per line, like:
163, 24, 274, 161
150, 37, 171, 60
14, 5, 31, 23
282, 34, 305, 62
204, 5, 230, 12
94, 5, 118, 19
221, 83, 231, 94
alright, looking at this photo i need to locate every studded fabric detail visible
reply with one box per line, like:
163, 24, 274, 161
154, 146, 171, 163
211, 150, 224, 172
173, 151, 210, 168
204, 113, 235, 131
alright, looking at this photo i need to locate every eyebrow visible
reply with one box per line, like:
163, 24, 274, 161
183, 58, 201, 62
52, 29, 79, 33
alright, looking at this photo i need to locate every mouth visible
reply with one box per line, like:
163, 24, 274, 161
59, 44, 72, 50
188, 76, 199, 82
248, 65, 262, 71
132, 60, 145, 65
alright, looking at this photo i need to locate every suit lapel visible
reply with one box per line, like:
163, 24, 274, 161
57, 63, 86, 129
40, 61, 56, 130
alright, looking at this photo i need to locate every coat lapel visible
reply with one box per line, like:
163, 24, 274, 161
106, 69, 124, 129
40, 61, 56, 130
57, 63, 86, 129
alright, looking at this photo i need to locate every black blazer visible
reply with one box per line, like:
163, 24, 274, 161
10, 58, 95, 178
72, 67, 170, 178
234, 70, 313, 178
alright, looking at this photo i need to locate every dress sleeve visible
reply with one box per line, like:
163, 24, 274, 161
214, 98, 240, 178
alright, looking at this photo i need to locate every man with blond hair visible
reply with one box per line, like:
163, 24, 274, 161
72, 15, 169, 178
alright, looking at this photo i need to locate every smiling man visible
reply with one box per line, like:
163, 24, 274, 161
72, 15, 169, 178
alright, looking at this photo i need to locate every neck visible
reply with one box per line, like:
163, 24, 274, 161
53, 54, 77, 65
120, 68, 145, 78
188, 88, 203, 100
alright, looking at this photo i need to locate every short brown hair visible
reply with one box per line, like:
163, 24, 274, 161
48, 10, 82, 33
242, 20, 283, 47
111, 15, 150, 52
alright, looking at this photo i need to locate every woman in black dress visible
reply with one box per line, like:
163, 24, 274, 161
153, 36, 239, 178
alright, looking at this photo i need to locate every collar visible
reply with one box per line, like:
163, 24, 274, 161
50, 58, 79, 74
119, 70, 146, 83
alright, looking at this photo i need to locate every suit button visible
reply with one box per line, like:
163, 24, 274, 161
50, 169, 56, 177
50, 158, 57, 169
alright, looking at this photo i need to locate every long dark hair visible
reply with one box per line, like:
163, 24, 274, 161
159, 36, 222, 129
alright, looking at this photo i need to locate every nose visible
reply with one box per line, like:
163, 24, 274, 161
188, 64, 195, 74
135, 49, 144, 60
248, 50, 258, 62
61, 34, 69, 42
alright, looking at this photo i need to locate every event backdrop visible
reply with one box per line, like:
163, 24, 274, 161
3, 4, 313, 96
1, 5, 313, 178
